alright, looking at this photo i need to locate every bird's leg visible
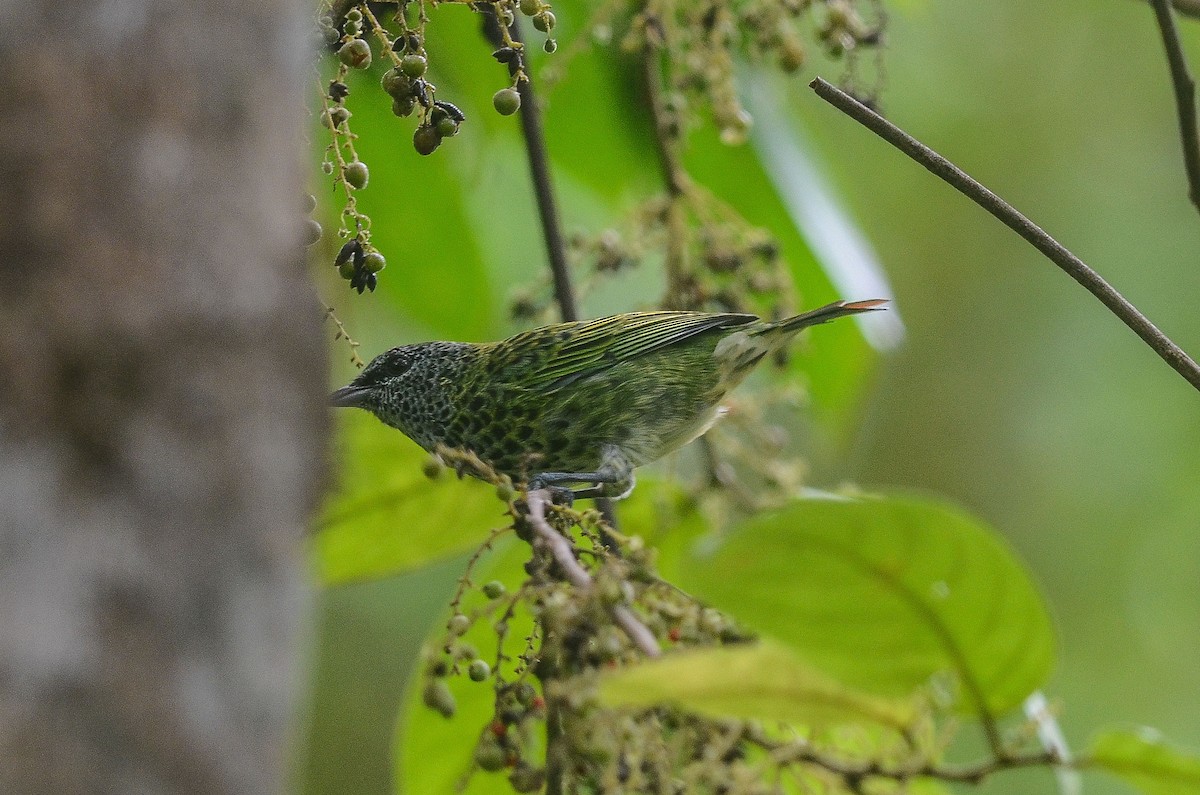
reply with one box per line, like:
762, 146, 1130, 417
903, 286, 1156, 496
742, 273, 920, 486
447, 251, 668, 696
529, 448, 635, 501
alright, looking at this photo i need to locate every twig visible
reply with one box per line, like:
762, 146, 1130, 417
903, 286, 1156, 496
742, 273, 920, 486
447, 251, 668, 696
507, 19, 579, 323
525, 490, 662, 658
810, 77, 1200, 393
1150, 0, 1200, 215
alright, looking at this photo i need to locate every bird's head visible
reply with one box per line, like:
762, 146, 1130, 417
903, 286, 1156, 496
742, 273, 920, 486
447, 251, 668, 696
329, 342, 470, 446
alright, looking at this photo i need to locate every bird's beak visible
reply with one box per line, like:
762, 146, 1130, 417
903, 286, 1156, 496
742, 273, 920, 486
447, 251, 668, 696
329, 385, 373, 408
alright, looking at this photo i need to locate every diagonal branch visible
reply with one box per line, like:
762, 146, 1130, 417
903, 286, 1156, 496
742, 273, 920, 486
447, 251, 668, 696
810, 77, 1200, 394
525, 490, 662, 658
1150, 0, 1200, 215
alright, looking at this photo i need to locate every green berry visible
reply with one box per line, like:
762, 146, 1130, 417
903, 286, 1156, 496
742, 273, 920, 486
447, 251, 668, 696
338, 260, 356, 280
519, 0, 540, 16
448, 613, 471, 636
343, 160, 369, 190
543, 38, 557, 54
493, 87, 521, 116
343, 18, 361, 36
435, 115, 459, 138
532, 11, 555, 32
422, 680, 456, 718
326, 106, 350, 127
413, 125, 441, 156
303, 218, 323, 246
345, 8, 362, 22
363, 251, 386, 273
400, 53, 428, 77
320, 161, 334, 175
514, 682, 537, 706
468, 659, 491, 682
482, 580, 506, 599
473, 736, 507, 771
337, 38, 371, 69
381, 68, 409, 97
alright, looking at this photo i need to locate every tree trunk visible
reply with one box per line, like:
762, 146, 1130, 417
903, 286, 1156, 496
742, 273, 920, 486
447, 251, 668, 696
0, 1, 324, 792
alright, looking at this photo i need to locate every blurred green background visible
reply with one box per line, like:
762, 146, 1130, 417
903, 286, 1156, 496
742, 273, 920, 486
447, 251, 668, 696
301, 1, 1200, 792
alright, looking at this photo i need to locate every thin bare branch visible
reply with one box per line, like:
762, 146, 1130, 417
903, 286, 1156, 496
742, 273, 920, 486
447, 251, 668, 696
525, 490, 662, 658
810, 77, 1200, 394
1150, 0, 1200, 215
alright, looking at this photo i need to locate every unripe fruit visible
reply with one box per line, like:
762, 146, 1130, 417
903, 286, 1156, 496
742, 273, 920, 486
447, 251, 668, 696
493, 87, 521, 116
413, 125, 441, 156
343, 160, 369, 189
532, 11, 555, 32
303, 218, 323, 246
422, 680, 456, 718
392, 96, 416, 117
381, 68, 409, 97
519, 0, 540, 16
509, 763, 545, 793
423, 454, 443, 479
543, 38, 557, 54
363, 251, 386, 273
468, 659, 491, 681
482, 580, 506, 599
400, 53, 428, 77
448, 613, 471, 636
338, 260, 356, 280
435, 116, 459, 138
473, 736, 507, 771
337, 38, 371, 69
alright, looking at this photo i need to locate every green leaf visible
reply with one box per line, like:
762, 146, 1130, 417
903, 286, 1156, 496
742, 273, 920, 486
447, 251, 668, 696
312, 410, 509, 587
1090, 728, 1200, 795
598, 639, 915, 731
683, 495, 1056, 716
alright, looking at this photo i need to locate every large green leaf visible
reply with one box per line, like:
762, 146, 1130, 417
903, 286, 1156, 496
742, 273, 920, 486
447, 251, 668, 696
1090, 728, 1200, 795
312, 410, 509, 587
598, 639, 916, 731
683, 495, 1056, 716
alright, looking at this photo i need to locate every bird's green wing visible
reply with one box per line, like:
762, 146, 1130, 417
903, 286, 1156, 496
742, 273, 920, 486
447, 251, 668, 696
516, 311, 757, 390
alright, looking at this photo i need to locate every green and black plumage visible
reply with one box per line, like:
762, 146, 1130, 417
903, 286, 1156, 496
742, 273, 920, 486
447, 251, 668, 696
330, 299, 885, 498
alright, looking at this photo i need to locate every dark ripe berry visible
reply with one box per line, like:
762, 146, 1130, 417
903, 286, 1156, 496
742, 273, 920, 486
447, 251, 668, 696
532, 11, 555, 32
328, 80, 349, 102
407, 32, 423, 51
519, 0, 540, 16
413, 125, 441, 155
434, 100, 465, 122
493, 87, 521, 115
303, 218, 323, 246
366, 271, 378, 292
543, 38, 557, 53
337, 38, 371, 69
492, 46, 516, 63
363, 251, 386, 273
343, 160, 369, 189
381, 67, 410, 97
334, 237, 361, 267
392, 96, 416, 117
401, 53, 428, 77
435, 116, 459, 138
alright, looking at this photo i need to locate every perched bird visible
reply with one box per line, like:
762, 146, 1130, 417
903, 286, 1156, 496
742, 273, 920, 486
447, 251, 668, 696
330, 299, 885, 499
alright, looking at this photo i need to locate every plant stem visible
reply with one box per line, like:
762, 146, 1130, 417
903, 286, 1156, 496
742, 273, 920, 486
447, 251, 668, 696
1150, 0, 1200, 215
811, 77, 1200, 394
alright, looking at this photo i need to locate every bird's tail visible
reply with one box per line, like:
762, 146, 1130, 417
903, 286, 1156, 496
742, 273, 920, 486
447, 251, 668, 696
774, 299, 888, 333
